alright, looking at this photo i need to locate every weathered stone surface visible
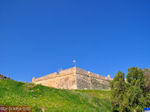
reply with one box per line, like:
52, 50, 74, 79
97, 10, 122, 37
32, 67, 111, 89
76, 68, 110, 89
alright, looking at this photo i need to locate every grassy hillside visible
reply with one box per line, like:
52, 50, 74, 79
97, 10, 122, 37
0, 79, 111, 112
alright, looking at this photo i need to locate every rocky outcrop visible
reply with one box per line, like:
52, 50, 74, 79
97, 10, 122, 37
0, 74, 11, 80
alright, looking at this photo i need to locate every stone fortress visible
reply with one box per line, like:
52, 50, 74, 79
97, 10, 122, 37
32, 67, 111, 89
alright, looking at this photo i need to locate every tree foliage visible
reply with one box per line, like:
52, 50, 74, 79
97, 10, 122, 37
144, 69, 150, 92
111, 67, 150, 112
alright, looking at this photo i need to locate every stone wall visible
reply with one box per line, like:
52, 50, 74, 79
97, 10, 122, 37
76, 68, 91, 89
32, 67, 111, 90
32, 67, 77, 89
76, 68, 110, 89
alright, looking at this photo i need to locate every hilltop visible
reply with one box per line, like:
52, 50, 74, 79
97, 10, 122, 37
0, 79, 111, 112
0, 74, 11, 80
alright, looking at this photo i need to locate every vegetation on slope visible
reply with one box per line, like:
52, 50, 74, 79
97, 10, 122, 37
0, 79, 111, 112
111, 67, 150, 112
77, 90, 111, 111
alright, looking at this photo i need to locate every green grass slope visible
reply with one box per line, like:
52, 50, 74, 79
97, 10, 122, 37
0, 79, 111, 112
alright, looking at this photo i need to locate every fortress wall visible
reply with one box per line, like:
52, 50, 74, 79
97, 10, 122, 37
76, 68, 91, 89
88, 72, 106, 80
59, 67, 76, 75
32, 67, 110, 90
76, 67, 87, 74
90, 75, 110, 89
33, 68, 77, 89
34, 72, 58, 82
75, 68, 110, 89
34, 74, 76, 89
34, 67, 76, 82
89, 72, 110, 89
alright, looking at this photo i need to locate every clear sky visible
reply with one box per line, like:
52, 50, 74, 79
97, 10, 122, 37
0, 0, 150, 82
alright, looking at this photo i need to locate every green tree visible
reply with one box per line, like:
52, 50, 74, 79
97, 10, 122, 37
144, 69, 150, 92
111, 71, 126, 112
125, 67, 145, 112
111, 67, 150, 112
127, 67, 145, 90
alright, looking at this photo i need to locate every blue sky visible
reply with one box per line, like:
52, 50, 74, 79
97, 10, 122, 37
0, 0, 150, 82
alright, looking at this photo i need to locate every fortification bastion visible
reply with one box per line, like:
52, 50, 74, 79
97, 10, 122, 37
32, 67, 111, 89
